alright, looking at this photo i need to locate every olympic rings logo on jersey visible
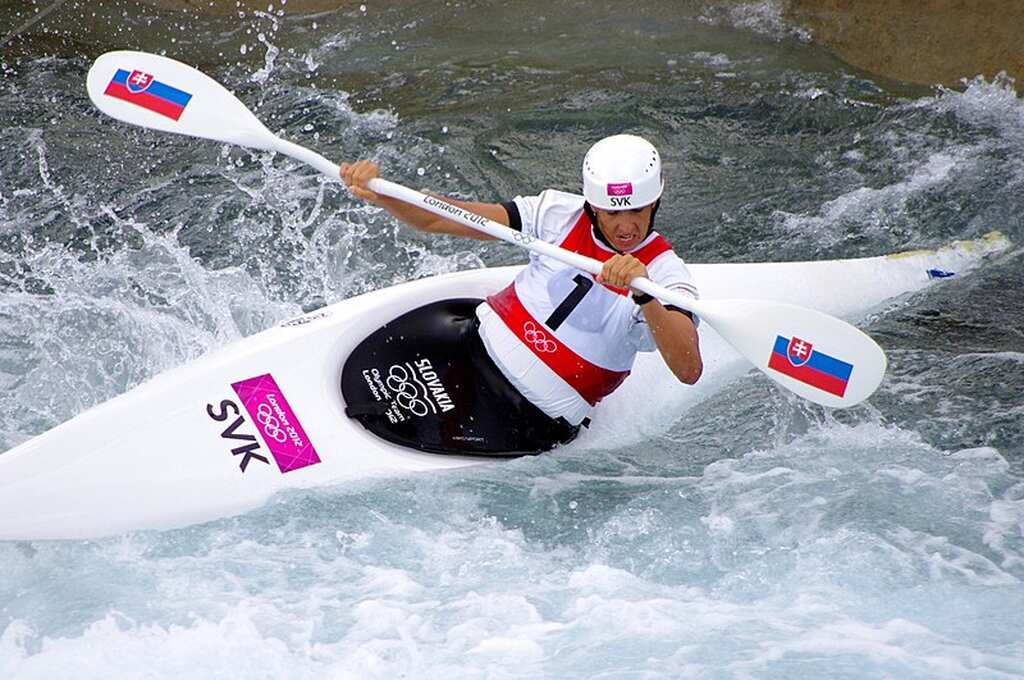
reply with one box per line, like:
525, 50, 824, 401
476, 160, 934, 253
385, 365, 430, 416
523, 321, 557, 353
256, 402, 288, 443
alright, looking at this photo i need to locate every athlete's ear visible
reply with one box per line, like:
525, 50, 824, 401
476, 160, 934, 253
647, 198, 661, 233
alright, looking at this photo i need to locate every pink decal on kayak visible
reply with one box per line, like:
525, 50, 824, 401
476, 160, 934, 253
231, 374, 321, 472
606, 182, 633, 196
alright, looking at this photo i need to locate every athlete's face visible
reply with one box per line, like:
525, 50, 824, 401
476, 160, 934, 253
592, 204, 655, 252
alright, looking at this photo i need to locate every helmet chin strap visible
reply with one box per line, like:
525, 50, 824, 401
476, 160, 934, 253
584, 199, 661, 253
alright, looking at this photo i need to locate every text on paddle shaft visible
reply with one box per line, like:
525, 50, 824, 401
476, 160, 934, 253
420, 195, 534, 244
421, 195, 487, 225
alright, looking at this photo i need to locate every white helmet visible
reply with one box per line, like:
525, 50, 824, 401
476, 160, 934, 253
582, 134, 664, 210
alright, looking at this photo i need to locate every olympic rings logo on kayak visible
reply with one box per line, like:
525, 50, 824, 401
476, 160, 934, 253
523, 322, 557, 353
385, 365, 430, 416
256, 402, 288, 443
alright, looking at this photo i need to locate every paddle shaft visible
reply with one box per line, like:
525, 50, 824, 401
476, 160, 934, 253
271, 138, 697, 313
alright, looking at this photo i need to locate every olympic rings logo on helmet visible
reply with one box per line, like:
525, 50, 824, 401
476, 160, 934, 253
523, 321, 557, 353
385, 364, 430, 416
256, 402, 288, 443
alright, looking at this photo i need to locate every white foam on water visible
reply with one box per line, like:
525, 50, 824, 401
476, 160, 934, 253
689, 51, 734, 69
777, 148, 973, 245
698, 0, 812, 43
0, 143, 299, 446
915, 73, 1024, 139
2, 422, 1020, 678
767, 73, 1024, 253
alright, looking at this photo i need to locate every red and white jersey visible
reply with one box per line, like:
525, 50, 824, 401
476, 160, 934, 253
476, 190, 699, 425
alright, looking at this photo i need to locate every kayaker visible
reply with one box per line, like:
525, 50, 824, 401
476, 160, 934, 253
341, 134, 702, 451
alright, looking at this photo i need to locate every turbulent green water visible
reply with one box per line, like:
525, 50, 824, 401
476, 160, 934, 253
2, 1, 1023, 677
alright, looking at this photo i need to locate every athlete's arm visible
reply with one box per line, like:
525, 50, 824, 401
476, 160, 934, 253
340, 160, 508, 240
636, 300, 702, 384
598, 254, 703, 385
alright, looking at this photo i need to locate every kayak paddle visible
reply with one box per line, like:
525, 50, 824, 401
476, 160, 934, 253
86, 50, 887, 408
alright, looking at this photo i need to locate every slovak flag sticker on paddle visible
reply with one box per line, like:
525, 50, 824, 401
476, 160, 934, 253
767, 335, 854, 397
103, 68, 193, 121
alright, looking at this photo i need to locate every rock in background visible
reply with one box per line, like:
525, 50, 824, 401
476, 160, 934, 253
785, 0, 1023, 86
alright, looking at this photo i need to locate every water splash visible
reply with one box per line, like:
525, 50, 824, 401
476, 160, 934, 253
0, 214, 296, 449
699, 0, 812, 43
918, 73, 1024, 137
776, 148, 975, 246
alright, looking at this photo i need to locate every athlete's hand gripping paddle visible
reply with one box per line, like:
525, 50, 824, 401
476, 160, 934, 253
87, 50, 888, 408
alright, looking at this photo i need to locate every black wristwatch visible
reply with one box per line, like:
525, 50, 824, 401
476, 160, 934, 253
632, 292, 655, 306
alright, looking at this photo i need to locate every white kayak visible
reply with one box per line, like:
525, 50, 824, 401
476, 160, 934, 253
0, 232, 1009, 540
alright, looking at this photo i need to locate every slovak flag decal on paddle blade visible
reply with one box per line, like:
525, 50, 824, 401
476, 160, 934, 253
768, 335, 853, 397
103, 68, 193, 121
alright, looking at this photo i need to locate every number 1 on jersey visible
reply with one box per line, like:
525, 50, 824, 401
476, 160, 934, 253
545, 273, 594, 330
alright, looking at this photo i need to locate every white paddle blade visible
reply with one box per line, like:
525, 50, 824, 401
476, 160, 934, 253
87, 50, 277, 151
696, 299, 887, 408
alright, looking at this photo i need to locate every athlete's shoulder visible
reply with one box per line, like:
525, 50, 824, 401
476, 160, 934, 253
534, 188, 585, 206
531, 189, 585, 222
514, 190, 586, 240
